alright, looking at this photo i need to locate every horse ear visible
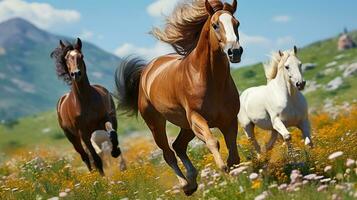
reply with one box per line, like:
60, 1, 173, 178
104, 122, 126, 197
279, 50, 284, 57
205, 0, 214, 16
75, 38, 82, 51
231, 0, 237, 13
293, 45, 298, 54
59, 40, 65, 49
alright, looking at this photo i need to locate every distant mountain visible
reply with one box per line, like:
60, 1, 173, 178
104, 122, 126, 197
0, 18, 121, 120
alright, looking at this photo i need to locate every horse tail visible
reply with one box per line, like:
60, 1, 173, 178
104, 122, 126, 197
114, 57, 146, 116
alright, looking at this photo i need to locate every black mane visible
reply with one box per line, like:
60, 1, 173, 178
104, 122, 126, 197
50, 41, 75, 85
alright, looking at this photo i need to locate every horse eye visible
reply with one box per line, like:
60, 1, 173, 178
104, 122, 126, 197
285, 66, 289, 70
212, 23, 219, 30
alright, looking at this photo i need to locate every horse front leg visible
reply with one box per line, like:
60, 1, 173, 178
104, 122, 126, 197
104, 121, 122, 158
219, 119, 240, 169
271, 117, 293, 156
189, 111, 227, 172
271, 116, 291, 141
298, 119, 313, 147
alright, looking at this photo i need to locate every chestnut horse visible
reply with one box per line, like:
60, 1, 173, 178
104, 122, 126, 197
115, 0, 243, 195
51, 38, 123, 175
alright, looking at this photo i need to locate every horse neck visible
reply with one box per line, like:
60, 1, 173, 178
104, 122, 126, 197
274, 67, 297, 97
71, 64, 91, 102
189, 17, 230, 89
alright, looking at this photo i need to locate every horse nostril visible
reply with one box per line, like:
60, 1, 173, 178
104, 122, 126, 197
302, 80, 306, 86
77, 71, 81, 76
296, 82, 300, 87
70, 72, 75, 77
227, 49, 233, 56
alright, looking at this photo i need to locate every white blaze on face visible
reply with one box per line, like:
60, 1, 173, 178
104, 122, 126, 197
219, 13, 237, 49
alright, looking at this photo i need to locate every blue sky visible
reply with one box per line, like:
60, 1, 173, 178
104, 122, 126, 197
1, 0, 357, 66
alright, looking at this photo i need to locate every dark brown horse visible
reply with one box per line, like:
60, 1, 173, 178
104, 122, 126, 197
51, 38, 122, 175
115, 0, 242, 195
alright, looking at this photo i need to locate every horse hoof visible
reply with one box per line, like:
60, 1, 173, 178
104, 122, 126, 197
183, 183, 198, 196
283, 134, 291, 141
111, 148, 121, 158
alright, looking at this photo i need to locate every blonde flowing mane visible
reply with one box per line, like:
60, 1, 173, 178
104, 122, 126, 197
263, 50, 292, 82
151, 0, 224, 56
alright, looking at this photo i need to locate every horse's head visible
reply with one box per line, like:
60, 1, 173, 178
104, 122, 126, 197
205, 0, 243, 63
59, 38, 85, 82
279, 46, 305, 90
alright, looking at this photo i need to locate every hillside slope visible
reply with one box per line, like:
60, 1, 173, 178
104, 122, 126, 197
0, 18, 121, 120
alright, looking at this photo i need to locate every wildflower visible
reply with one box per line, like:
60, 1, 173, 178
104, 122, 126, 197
229, 166, 248, 176
11, 188, 18, 192
172, 189, 180, 194
251, 180, 262, 189
278, 183, 287, 190
328, 151, 344, 160
254, 191, 268, 200
201, 168, 211, 179
335, 184, 346, 190
314, 175, 324, 180
268, 184, 278, 189
239, 186, 244, 193
198, 183, 205, 190
304, 174, 316, 180
59, 192, 68, 198
317, 185, 328, 192
249, 173, 259, 181
64, 188, 71, 193
207, 181, 214, 186
320, 178, 331, 183
219, 181, 227, 187
47, 197, 59, 200
345, 168, 351, 174
332, 194, 342, 200
212, 172, 221, 179
346, 159, 355, 167
290, 170, 302, 184
324, 165, 332, 172
335, 173, 343, 180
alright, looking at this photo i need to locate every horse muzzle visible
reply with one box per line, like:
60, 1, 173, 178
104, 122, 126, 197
70, 70, 82, 81
228, 46, 243, 63
296, 80, 306, 90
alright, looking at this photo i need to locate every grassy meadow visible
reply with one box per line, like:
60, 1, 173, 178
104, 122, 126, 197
1, 105, 357, 200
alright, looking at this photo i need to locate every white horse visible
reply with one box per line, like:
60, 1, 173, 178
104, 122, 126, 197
238, 46, 312, 154
91, 130, 127, 172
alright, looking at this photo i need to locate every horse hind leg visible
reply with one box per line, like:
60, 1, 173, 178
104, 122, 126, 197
243, 122, 261, 155
265, 130, 278, 151
172, 129, 198, 196
64, 130, 92, 171
141, 105, 189, 195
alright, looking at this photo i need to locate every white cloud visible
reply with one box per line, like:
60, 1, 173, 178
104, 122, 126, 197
147, 0, 178, 17
240, 32, 271, 46
272, 15, 291, 23
114, 42, 173, 60
276, 36, 295, 46
79, 30, 94, 40
0, 0, 80, 29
